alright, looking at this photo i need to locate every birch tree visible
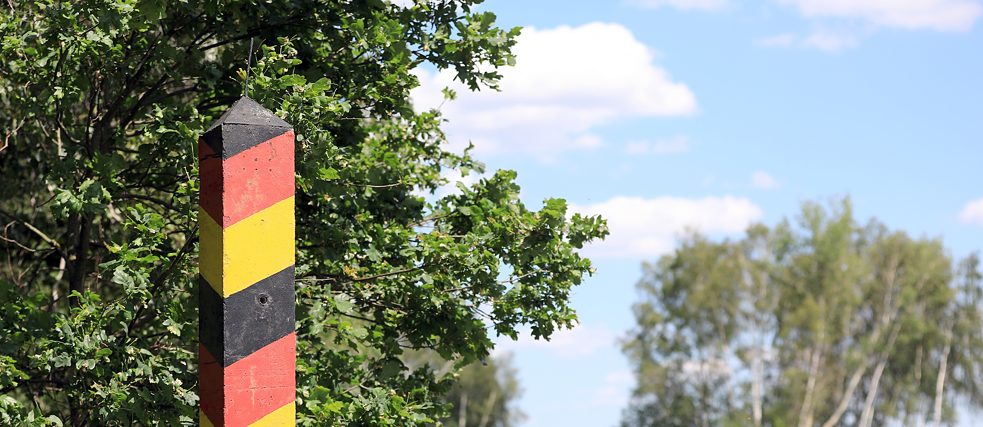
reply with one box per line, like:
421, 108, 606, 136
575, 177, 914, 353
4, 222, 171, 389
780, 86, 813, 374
620, 199, 983, 427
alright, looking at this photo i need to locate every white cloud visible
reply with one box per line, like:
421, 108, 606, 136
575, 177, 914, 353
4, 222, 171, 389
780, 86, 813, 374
629, 0, 730, 11
959, 198, 983, 226
778, 0, 982, 32
571, 196, 763, 258
413, 23, 697, 160
494, 324, 616, 358
625, 135, 690, 155
751, 170, 781, 189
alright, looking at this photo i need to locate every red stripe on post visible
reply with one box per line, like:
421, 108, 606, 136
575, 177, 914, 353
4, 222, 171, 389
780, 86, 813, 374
199, 130, 295, 228
199, 343, 225, 426
199, 333, 296, 427
199, 140, 223, 229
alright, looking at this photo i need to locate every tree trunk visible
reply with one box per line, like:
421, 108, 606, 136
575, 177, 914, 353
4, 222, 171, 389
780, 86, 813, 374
751, 347, 763, 427
819, 360, 866, 427
459, 392, 468, 427
700, 381, 710, 427
914, 345, 924, 427
858, 357, 887, 427
477, 389, 498, 427
932, 329, 953, 427
798, 348, 822, 427
858, 323, 901, 427
66, 215, 92, 307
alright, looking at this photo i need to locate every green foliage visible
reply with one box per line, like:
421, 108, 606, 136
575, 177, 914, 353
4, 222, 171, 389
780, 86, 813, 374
621, 199, 983, 427
0, 0, 607, 425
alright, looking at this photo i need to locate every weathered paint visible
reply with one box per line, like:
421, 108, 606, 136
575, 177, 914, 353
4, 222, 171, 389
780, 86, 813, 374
199, 97, 295, 427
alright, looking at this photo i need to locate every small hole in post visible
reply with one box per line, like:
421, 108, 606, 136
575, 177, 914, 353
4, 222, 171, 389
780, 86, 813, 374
257, 294, 270, 305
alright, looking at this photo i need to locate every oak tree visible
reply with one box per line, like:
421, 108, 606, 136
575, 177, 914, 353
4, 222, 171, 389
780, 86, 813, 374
0, 1, 608, 425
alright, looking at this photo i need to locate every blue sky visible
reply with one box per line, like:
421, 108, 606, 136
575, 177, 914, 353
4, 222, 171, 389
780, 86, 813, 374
411, 0, 983, 425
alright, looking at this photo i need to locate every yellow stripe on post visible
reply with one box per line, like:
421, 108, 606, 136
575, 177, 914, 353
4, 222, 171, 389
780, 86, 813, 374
247, 402, 296, 427
199, 196, 296, 297
199, 208, 224, 291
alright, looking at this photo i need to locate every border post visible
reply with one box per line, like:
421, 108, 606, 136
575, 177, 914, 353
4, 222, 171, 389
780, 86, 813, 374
198, 97, 296, 426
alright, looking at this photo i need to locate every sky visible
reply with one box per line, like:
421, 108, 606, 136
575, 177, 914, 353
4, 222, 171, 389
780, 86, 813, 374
410, 0, 983, 425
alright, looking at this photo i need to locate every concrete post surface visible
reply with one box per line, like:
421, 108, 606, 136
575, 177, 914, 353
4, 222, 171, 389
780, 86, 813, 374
198, 97, 296, 427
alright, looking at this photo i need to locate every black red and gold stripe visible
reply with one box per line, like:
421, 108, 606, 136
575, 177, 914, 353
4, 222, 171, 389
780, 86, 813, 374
199, 97, 296, 427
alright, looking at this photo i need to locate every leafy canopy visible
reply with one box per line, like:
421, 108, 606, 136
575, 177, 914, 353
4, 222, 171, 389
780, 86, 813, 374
0, 1, 608, 425
620, 199, 983, 427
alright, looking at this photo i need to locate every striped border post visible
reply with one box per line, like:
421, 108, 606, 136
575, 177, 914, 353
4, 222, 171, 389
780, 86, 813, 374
198, 97, 296, 427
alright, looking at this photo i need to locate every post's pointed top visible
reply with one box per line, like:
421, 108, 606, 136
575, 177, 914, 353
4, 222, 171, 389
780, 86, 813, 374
206, 96, 291, 132
202, 96, 294, 159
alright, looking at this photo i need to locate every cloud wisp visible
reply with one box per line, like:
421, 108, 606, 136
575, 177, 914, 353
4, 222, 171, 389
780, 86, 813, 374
759, 0, 981, 52
751, 171, 782, 189
494, 324, 617, 359
756, 30, 860, 52
625, 135, 690, 155
628, 0, 730, 11
592, 370, 635, 407
959, 198, 983, 226
779, 0, 983, 32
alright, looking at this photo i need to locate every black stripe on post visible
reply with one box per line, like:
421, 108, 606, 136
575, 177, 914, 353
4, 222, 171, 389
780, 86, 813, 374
199, 266, 296, 367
